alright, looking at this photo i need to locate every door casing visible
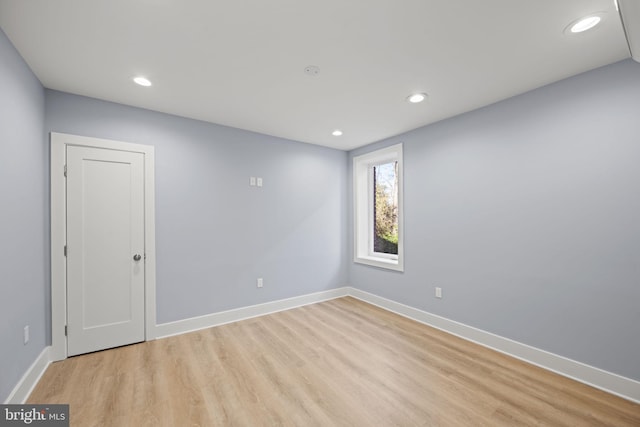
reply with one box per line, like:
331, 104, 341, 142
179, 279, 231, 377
50, 132, 157, 361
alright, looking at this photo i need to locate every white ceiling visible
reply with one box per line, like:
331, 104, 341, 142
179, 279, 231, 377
0, 0, 632, 150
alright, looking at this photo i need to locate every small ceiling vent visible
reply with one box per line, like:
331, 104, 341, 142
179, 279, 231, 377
304, 65, 320, 76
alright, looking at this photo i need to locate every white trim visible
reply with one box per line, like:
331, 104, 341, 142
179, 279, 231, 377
353, 143, 404, 272
347, 287, 640, 404
50, 132, 157, 362
156, 287, 349, 339
10, 288, 639, 405
4, 347, 51, 404
50, 134, 66, 361
142, 146, 157, 341
619, 0, 640, 63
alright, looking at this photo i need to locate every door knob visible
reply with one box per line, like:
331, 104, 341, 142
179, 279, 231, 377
133, 254, 142, 261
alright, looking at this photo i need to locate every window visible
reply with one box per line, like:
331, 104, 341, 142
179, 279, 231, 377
353, 143, 403, 271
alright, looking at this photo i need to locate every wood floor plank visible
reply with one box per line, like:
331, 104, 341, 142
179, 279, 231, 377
28, 297, 640, 426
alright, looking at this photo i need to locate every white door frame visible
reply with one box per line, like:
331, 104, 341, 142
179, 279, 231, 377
50, 132, 157, 361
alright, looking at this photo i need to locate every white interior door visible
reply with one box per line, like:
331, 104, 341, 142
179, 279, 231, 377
66, 145, 145, 356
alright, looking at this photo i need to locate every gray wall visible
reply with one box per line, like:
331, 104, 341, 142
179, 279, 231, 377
45, 91, 348, 325
348, 59, 640, 381
3, 21, 639, 402
0, 29, 47, 402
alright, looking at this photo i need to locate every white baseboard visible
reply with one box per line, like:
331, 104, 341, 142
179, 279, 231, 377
347, 287, 640, 404
156, 287, 349, 339
4, 288, 348, 404
11, 287, 637, 406
4, 346, 51, 404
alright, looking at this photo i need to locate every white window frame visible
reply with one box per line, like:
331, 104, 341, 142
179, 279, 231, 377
353, 143, 404, 271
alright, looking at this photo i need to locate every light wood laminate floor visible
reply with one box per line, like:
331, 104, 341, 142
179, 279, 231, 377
29, 297, 640, 426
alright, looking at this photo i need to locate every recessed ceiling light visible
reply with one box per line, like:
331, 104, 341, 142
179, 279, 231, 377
332, 129, 343, 136
407, 93, 427, 103
568, 15, 602, 33
133, 76, 152, 87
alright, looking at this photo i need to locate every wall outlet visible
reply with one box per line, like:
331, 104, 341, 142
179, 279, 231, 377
257, 277, 263, 288
256, 177, 263, 187
250, 177, 256, 186
435, 287, 442, 299
24, 325, 29, 345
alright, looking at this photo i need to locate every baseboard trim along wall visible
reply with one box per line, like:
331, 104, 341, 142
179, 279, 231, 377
9, 286, 639, 404
347, 287, 640, 404
4, 347, 51, 404
155, 287, 350, 339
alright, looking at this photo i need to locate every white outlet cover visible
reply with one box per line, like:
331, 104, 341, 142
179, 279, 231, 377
257, 177, 263, 187
250, 177, 256, 186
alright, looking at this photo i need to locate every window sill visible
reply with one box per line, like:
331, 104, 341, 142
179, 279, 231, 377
354, 255, 404, 272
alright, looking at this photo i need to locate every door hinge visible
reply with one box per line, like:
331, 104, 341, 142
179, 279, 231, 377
64, 325, 68, 336
64, 245, 67, 257
64, 165, 67, 177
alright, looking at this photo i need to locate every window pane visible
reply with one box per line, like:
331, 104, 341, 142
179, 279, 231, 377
354, 143, 403, 271
373, 161, 398, 255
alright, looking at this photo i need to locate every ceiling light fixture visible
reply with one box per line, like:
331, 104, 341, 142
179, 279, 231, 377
568, 15, 602, 33
332, 129, 343, 136
407, 93, 427, 103
133, 76, 152, 87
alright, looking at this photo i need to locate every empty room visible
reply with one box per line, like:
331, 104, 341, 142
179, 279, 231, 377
1, 0, 639, 425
